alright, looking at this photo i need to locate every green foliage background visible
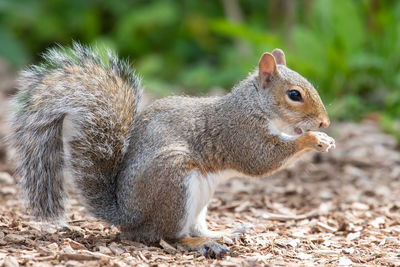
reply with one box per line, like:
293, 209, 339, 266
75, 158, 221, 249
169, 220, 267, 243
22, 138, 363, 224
0, 0, 399, 123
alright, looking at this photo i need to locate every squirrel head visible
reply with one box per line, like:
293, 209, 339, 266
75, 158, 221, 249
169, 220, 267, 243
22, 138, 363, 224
256, 48, 330, 135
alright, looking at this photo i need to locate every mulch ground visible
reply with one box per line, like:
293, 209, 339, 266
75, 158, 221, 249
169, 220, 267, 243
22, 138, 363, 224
0, 68, 399, 266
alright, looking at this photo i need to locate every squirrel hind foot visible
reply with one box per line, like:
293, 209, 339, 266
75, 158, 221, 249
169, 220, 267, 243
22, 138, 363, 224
200, 241, 229, 259
178, 237, 229, 259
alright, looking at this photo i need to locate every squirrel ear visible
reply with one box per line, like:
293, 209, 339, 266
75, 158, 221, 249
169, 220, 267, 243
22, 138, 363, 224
272, 48, 286, 66
258, 52, 277, 89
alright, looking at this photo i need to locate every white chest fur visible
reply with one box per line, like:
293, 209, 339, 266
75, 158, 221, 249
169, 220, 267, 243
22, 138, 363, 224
178, 169, 245, 237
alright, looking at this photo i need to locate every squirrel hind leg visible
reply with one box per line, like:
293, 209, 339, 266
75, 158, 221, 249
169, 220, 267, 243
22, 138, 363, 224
189, 206, 226, 239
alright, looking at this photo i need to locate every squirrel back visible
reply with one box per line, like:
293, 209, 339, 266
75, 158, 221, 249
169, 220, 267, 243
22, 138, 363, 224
9, 43, 142, 223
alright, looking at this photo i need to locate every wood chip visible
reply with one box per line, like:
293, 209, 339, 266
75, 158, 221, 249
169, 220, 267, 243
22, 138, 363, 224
159, 239, 176, 255
316, 222, 337, 233
0, 172, 13, 185
58, 253, 99, 261
109, 243, 125, 256
66, 239, 86, 250
2, 256, 19, 267
4, 234, 26, 244
338, 256, 353, 266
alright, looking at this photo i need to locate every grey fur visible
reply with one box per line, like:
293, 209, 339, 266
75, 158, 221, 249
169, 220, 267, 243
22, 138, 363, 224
9, 44, 332, 242
9, 43, 141, 222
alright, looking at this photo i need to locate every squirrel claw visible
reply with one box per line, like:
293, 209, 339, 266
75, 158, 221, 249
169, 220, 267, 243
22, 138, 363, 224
200, 241, 229, 259
313, 132, 335, 152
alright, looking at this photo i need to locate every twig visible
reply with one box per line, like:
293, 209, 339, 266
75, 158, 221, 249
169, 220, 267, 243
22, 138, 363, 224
58, 253, 100, 261
259, 209, 318, 221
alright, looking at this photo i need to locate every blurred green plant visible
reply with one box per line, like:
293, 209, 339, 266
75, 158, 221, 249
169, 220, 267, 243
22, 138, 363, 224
380, 114, 400, 142
0, 0, 399, 123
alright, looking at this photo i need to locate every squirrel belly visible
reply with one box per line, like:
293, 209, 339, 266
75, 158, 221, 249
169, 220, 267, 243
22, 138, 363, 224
178, 169, 246, 238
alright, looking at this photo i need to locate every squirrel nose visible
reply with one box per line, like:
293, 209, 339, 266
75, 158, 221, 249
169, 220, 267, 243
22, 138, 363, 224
319, 118, 330, 128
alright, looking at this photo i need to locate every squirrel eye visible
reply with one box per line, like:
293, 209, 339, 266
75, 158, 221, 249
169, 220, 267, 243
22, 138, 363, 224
287, 89, 303, 102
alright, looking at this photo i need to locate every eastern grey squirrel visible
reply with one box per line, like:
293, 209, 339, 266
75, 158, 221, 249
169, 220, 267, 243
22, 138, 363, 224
9, 43, 335, 258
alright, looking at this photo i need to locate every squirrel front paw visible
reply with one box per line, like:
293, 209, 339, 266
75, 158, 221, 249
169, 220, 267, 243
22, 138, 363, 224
298, 131, 335, 152
312, 131, 335, 152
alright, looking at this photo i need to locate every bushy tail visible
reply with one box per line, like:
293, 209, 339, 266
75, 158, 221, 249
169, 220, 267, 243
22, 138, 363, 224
9, 43, 142, 224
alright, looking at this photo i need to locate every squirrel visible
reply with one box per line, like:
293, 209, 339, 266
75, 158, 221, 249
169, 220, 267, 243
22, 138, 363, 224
9, 43, 335, 258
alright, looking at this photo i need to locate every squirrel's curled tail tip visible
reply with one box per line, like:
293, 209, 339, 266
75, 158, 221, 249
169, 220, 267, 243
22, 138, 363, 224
51, 42, 141, 91
10, 42, 142, 224
15, 42, 143, 115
